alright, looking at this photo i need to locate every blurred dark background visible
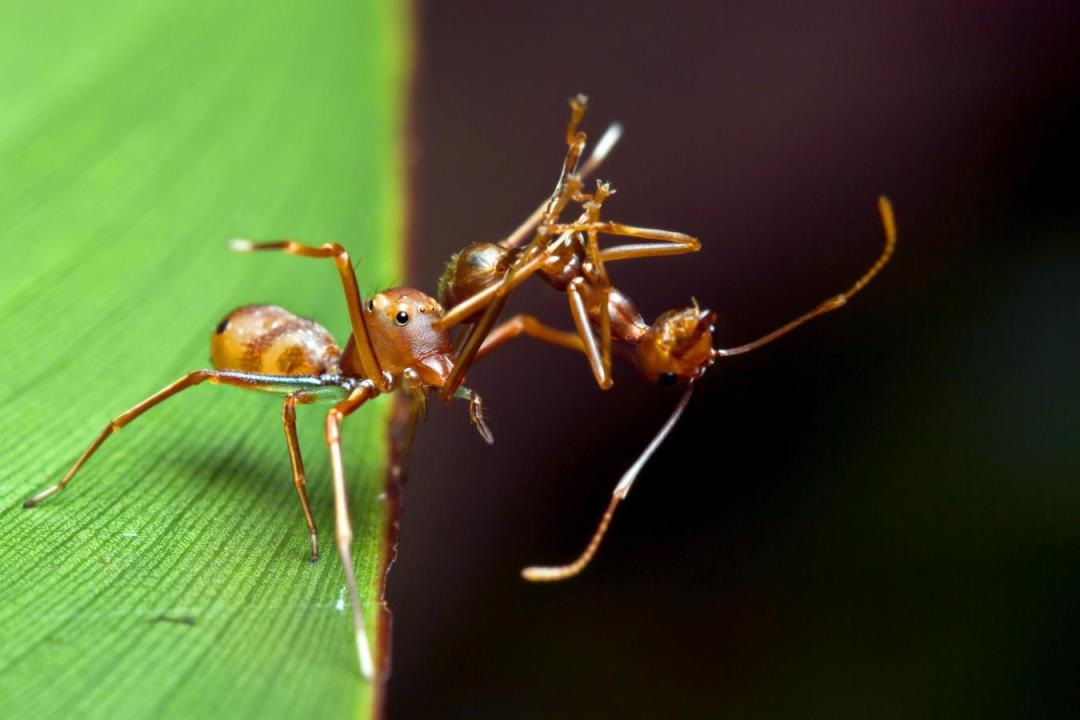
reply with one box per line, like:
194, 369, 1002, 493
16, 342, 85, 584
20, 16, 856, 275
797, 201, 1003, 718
389, 2, 1080, 717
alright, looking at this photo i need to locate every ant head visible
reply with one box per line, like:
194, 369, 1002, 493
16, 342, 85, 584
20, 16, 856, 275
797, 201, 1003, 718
361, 288, 455, 387
635, 302, 717, 385
437, 243, 512, 323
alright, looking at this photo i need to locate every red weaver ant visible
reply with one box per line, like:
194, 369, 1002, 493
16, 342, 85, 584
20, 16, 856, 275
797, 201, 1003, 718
435, 96, 897, 580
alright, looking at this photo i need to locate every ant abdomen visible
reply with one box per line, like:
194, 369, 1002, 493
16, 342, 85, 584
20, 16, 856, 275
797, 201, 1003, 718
211, 304, 342, 377
438, 243, 512, 322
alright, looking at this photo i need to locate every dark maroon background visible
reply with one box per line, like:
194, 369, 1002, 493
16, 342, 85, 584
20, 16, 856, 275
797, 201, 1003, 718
388, 2, 1080, 717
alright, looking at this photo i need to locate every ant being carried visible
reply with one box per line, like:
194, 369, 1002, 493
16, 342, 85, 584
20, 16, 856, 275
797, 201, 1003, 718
22, 239, 496, 681
435, 95, 897, 582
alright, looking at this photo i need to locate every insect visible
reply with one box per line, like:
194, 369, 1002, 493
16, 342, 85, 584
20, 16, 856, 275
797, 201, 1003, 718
22, 239, 494, 680
435, 95, 702, 400
429, 97, 897, 581
486, 195, 896, 581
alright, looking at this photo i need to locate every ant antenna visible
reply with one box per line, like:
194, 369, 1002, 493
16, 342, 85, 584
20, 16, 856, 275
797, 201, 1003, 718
522, 382, 695, 582
713, 195, 897, 358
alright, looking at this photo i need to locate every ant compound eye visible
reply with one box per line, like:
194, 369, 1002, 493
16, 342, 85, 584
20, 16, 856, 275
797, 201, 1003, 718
395, 311, 410, 326
366, 299, 375, 312
657, 372, 678, 387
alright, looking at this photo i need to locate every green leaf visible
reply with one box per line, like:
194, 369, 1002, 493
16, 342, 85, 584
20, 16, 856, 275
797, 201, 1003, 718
0, 1, 409, 717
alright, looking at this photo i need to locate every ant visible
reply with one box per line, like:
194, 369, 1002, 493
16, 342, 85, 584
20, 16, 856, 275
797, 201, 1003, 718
481, 196, 896, 581
434, 96, 897, 580
434, 95, 703, 401
22, 239, 494, 681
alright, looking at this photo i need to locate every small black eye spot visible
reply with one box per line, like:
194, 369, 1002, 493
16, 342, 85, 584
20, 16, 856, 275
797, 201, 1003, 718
215, 316, 230, 334
366, 299, 374, 312
395, 311, 409, 326
658, 372, 678, 387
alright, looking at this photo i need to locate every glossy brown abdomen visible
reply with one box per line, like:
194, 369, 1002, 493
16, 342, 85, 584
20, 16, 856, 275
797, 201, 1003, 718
211, 305, 342, 376
437, 243, 512, 323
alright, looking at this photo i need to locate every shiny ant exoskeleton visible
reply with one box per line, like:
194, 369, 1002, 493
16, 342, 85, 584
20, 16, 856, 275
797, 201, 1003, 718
434, 95, 703, 400
434, 96, 897, 581
493, 196, 895, 581
22, 239, 494, 681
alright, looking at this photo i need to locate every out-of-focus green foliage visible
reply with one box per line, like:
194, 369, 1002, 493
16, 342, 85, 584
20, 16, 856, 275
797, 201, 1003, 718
0, 1, 408, 716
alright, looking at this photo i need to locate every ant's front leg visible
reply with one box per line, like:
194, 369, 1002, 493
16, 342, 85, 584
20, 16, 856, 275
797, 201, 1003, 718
229, 239, 389, 391
567, 278, 613, 390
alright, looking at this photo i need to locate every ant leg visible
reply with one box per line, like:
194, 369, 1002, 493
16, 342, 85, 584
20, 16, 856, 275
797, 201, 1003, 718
538, 221, 701, 263
499, 95, 589, 254
544, 94, 589, 219
394, 397, 423, 483
567, 279, 613, 389
477, 314, 638, 367
714, 196, 897, 358
23, 370, 305, 508
476, 314, 587, 361
499, 122, 623, 251
283, 391, 319, 563
324, 382, 378, 680
229, 239, 388, 391
580, 184, 617, 386
438, 95, 603, 395
439, 98, 615, 396
522, 383, 695, 582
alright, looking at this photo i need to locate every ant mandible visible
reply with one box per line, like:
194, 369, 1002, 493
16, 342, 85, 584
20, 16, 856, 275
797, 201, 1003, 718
22, 239, 494, 681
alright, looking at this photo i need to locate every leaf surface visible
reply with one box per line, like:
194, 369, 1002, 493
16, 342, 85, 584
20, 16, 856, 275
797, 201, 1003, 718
0, 1, 408, 716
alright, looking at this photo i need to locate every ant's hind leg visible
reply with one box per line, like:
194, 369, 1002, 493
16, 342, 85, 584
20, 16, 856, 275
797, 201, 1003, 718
23, 370, 281, 508
283, 391, 319, 563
